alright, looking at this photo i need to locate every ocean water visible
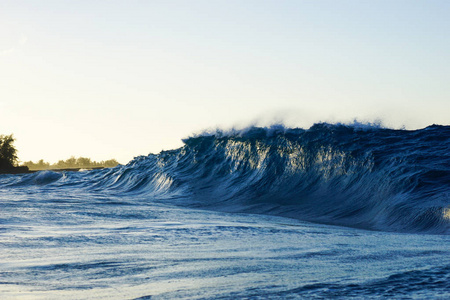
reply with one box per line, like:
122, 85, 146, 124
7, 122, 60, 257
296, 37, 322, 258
1, 123, 449, 299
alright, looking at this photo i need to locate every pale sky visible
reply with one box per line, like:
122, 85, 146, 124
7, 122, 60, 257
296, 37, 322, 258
1, 0, 449, 164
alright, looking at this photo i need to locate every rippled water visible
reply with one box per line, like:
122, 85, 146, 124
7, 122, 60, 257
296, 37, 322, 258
1, 187, 449, 299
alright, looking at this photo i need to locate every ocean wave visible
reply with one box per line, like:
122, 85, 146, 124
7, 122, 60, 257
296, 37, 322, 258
5, 123, 449, 233
84, 123, 448, 233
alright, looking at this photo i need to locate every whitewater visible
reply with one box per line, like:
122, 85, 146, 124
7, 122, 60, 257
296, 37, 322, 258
1, 123, 449, 299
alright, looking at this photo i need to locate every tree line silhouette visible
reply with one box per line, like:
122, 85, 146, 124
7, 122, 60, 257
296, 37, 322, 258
0, 134, 119, 172
23, 157, 119, 170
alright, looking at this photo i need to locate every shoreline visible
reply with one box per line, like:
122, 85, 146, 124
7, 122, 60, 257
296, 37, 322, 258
0, 166, 106, 175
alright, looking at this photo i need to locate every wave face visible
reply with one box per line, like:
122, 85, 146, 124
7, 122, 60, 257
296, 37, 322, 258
28, 123, 450, 234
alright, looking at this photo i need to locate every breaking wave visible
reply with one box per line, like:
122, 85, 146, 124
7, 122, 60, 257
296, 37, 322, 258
12, 123, 450, 233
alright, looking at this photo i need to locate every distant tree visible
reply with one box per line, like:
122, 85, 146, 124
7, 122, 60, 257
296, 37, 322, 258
36, 159, 50, 170
103, 159, 119, 168
22, 161, 35, 169
65, 157, 77, 168
77, 157, 92, 168
54, 160, 67, 169
0, 134, 18, 169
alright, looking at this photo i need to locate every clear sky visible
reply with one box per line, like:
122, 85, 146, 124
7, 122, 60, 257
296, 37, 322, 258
1, 0, 449, 164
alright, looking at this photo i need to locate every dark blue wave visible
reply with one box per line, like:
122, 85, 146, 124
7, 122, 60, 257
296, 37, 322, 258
89, 123, 449, 233
5, 123, 450, 233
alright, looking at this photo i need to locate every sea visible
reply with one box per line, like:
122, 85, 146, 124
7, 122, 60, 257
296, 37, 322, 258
1, 123, 449, 299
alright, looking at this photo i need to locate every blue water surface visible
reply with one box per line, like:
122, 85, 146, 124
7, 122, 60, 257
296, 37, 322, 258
1, 123, 449, 299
